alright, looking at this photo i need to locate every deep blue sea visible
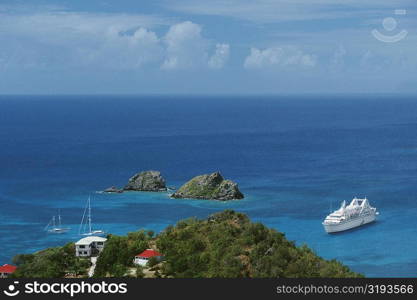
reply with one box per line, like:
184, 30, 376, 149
1, 95, 417, 277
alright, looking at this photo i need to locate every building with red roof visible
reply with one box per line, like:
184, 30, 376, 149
0, 264, 17, 278
133, 249, 163, 266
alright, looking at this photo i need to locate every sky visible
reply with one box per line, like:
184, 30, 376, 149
0, 0, 416, 95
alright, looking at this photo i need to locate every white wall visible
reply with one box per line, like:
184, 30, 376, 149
133, 257, 149, 266
133, 256, 162, 266
75, 241, 106, 257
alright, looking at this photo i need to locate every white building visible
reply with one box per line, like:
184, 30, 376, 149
133, 249, 163, 266
75, 236, 107, 257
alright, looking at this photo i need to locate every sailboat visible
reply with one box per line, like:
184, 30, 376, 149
79, 196, 105, 236
44, 210, 70, 234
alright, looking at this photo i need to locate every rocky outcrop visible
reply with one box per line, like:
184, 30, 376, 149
171, 172, 244, 201
104, 186, 123, 193
124, 170, 167, 192
103, 186, 123, 193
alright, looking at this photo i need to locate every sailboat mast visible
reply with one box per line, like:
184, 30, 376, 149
58, 209, 62, 228
52, 216, 56, 228
88, 196, 92, 234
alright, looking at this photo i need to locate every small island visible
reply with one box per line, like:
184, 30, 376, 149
124, 170, 167, 192
103, 186, 123, 193
171, 172, 244, 201
104, 170, 167, 193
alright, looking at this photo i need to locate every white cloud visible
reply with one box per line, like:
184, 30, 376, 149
161, 21, 230, 70
208, 44, 230, 69
1, 2, 415, 94
0, 12, 230, 71
80, 27, 164, 70
244, 46, 317, 69
162, 21, 208, 70
0, 11, 170, 71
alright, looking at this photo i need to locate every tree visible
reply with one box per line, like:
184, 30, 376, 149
11, 243, 90, 278
147, 257, 159, 268
136, 266, 145, 278
94, 230, 150, 277
111, 264, 127, 277
11, 210, 363, 278
156, 210, 363, 278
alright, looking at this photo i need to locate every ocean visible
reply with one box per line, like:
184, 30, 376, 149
0, 95, 416, 277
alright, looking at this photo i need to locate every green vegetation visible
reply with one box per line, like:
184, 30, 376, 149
172, 172, 244, 200
93, 230, 151, 277
177, 175, 222, 198
156, 210, 361, 278
11, 211, 363, 278
135, 265, 145, 278
11, 243, 90, 278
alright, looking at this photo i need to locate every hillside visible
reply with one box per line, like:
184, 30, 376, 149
155, 210, 361, 278
10, 243, 90, 278
11, 210, 362, 278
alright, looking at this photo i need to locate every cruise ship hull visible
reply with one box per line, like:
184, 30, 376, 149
323, 214, 376, 233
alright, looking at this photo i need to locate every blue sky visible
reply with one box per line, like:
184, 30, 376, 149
0, 0, 416, 94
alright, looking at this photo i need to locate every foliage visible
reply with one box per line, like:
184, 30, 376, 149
136, 265, 145, 278
172, 173, 243, 200
93, 230, 150, 277
156, 210, 363, 278
175, 175, 220, 198
147, 256, 159, 268
11, 211, 363, 278
11, 243, 90, 278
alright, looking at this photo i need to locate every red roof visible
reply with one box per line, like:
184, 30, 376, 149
135, 249, 162, 258
0, 264, 17, 273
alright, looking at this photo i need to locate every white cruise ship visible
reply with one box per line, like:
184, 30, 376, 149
322, 197, 378, 233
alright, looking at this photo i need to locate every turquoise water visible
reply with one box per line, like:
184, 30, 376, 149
1, 95, 417, 277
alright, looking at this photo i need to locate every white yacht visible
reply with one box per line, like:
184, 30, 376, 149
323, 197, 378, 233
44, 211, 70, 234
